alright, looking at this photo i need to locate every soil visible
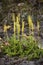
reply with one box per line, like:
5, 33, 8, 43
0, 57, 43, 65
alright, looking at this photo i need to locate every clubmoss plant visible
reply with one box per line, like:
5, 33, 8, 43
1, 35, 43, 60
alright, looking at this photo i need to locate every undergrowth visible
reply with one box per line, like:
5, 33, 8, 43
0, 35, 43, 60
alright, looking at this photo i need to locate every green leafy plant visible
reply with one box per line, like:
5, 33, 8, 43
20, 36, 41, 60
1, 35, 43, 60
2, 35, 23, 57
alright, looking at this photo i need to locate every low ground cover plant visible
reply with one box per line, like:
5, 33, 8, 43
0, 35, 43, 60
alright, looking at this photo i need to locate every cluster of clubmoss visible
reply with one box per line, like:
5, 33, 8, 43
0, 35, 43, 60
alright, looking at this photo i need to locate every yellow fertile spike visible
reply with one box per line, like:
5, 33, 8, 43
14, 21, 16, 33
28, 15, 34, 35
16, 14, 20, 34
22, 19, 24, 35
4, 25, 11, 32
37, 20, 40, 36
28, 15, 34, 29
37, 20, 40, 31
12, 13, 15, 22
18, 14, 20, 34
32, 22, 34, 35
12, 13, 16, 33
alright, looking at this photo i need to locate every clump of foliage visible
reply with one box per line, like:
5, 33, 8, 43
0, 35, 43, 60
1, 35, 23, 57
20, 36, 41, 60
